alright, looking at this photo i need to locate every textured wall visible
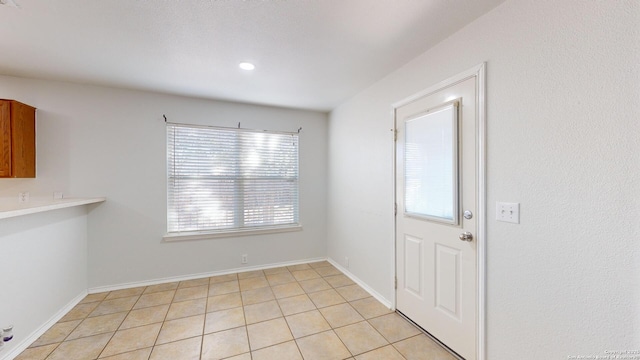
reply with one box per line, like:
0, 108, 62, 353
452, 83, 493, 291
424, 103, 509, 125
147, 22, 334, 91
0, 76, 328, 289
327, 0, 640, 358
0, 207, 88, 359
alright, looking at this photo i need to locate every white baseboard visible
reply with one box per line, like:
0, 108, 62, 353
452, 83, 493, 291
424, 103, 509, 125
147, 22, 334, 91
0, 291, 87, 360
88, 257, 327, 294
327, 258, 393, 310
88, 257, 393, 311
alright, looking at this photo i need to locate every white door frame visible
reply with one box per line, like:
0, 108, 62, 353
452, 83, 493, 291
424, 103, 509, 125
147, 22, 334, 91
391, 63, 486, 360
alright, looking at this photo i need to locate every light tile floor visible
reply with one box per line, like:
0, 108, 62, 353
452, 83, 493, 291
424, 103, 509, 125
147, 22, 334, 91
16, 261, 456, 360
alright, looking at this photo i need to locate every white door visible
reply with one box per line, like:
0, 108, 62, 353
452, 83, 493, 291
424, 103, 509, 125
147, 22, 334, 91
395, 68, 483, 360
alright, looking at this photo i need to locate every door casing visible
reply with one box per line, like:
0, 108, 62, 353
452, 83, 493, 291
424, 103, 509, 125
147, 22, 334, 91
391, 63, 486, 360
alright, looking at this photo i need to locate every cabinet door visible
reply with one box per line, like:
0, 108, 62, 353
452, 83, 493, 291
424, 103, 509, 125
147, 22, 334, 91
0, 101, 11, 177
11, 101, 36, 177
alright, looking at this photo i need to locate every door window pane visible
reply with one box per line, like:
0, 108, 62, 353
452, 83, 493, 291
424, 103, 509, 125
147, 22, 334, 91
404, 102, 458, 223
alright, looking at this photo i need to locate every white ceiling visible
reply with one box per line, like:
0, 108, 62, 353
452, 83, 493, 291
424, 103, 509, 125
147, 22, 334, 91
0, 0, 504, 111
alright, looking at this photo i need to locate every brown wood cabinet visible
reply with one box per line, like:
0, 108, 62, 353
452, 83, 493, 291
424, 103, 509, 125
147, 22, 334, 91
0, 100, 36, 178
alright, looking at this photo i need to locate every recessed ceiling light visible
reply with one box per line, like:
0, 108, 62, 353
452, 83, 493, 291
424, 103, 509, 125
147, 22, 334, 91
239, 62, 255, 71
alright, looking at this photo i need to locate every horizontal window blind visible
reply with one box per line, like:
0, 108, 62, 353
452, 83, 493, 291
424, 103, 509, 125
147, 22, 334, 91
167, 124, 299, 233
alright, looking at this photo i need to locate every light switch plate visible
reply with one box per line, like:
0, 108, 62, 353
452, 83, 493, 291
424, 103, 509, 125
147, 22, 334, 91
496, 202, 519, 223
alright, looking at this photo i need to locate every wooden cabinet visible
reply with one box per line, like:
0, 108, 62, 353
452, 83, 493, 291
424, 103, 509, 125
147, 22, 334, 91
0, 100, 36, 178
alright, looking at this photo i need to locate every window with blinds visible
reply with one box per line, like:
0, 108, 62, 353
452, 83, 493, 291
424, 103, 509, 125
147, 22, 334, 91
167, 123, 299, 234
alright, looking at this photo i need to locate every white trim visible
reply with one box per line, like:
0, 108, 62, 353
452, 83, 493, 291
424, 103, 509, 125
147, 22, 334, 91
476, 62, 487, 360
327, 258, 393, 310
0, 291, 87, 360
163, 224, 303, 242
391, 62, 487, 360
88, 257, 326, 294
391, 64, 484, 109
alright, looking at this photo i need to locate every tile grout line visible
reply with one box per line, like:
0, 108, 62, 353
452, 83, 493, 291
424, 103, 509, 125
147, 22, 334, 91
36, 299, 97, 359
147, 280, 179, 358
22, 262, 445, 360
241, 271, 255, 360
313, 263, 398, 360
305, 266, 355, 359
95, 290, 135, 360
277, 268, 312, 360
198, 276, 214, 360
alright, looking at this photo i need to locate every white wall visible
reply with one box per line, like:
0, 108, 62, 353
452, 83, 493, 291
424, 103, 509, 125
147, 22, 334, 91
0, 76, 328, 289
0, 207, 89, 358
327, 0, 640, 358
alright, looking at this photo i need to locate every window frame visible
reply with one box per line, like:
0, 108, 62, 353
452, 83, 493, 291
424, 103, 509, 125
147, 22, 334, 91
164, 123, 302, 241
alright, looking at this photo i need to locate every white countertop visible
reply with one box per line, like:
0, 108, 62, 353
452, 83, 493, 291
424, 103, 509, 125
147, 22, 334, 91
0, 197, 106, 220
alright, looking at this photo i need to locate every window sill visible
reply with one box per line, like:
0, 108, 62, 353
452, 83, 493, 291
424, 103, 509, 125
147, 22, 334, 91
163, 224, 303, 242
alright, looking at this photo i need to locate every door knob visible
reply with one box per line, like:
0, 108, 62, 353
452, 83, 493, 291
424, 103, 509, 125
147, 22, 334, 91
459, 232, 473, 242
